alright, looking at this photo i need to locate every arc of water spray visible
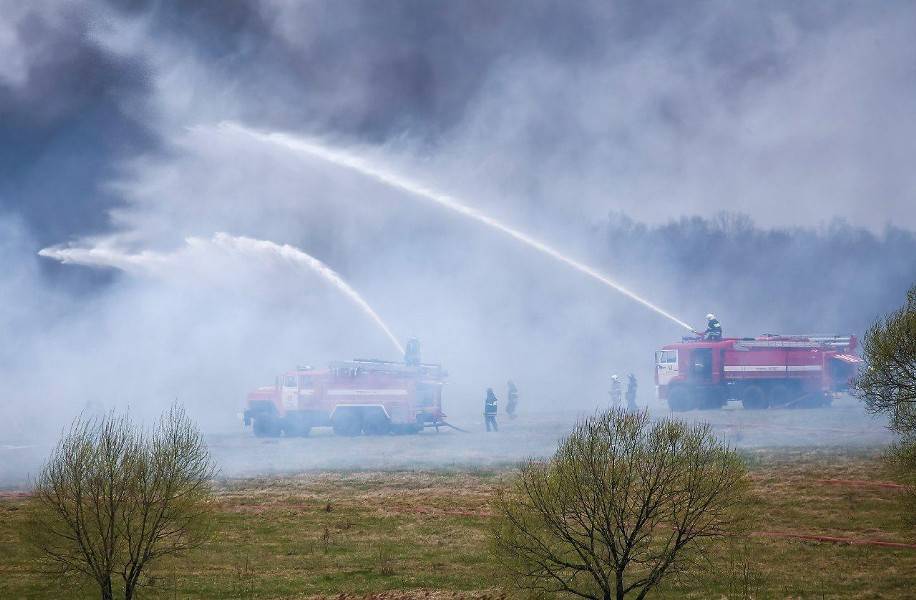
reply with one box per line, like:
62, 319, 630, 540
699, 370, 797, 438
221, 122, 695, 332
208, 234, 405, 355
40, 233, 405, 356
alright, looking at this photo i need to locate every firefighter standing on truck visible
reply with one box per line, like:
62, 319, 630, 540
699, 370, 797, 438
404, 337, 421, 365
704, 313, 723, 340
609, 375, 622, 408
484, 388, 499, 432
626, 373, 638, 411
506, 380, 519, 419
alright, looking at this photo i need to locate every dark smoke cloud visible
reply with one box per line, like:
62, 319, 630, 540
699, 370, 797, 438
3, 1, 915, 249
0, 1, 154, 248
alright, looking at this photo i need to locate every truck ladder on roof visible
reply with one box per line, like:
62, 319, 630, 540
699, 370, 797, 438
736, 335, 852, 350
331, 359, 446, 378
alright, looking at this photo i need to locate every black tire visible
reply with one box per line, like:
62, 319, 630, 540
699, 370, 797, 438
282, 413, 313, 437
768, 384, 791, 407
332, 411, 362, 436
741, 385, 768, 410
667, 386, 693, 412
697, 388, 725, 410
253, 415, 281, 437
281, 420, 311, 437
362, 412, 391, 436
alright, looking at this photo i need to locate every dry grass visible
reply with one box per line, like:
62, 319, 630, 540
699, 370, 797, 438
0, 448, 913, 598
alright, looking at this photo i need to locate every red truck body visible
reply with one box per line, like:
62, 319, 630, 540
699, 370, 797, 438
655, 335, 862, 410
243, 359, 446, 436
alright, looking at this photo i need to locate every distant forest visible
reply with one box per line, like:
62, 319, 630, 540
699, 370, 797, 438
592, 212, 916, 335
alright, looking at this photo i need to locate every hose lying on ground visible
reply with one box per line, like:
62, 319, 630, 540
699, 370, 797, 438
435, 420, 471, 433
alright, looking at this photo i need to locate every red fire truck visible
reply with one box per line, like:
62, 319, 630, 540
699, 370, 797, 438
655, 334, 862, 411
243, 359, 446, 437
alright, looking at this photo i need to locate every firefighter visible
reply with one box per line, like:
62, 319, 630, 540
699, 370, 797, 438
506, 380, 519, 419
626, 373, 638, 411
704, 313, 723, 340
484, 388, 499, 432
609, 375, 622, 408
404, 337, 421, 366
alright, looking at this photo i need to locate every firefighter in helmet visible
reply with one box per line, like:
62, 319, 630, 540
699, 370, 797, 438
704, 314, 722, 340
404, 337, 421, 366
506, 380, 519, 419
609, 375, 622, 408
625, 373, 638, 411
484, 388, 499, 432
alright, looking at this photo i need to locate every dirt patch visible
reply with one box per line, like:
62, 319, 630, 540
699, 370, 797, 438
0, 491, 30, 500
301, 591, 504, 600
753, 530, 916, 549
818, 478, 907, 490
385, 505, 493, 519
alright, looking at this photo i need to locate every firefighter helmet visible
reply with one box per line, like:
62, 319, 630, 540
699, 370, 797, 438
611, 374, 619, 381
706, 313, 716, 321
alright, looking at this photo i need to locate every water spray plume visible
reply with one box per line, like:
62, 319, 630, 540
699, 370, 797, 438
40, 234, 405, 356
208, 234, 404, 355
221, 122, 695, 332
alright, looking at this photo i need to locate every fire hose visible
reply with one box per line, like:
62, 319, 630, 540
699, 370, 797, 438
435, 420, 471, 433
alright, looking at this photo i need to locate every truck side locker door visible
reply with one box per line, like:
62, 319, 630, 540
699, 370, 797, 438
690, 348, 713, 382
714, 348, 725, 385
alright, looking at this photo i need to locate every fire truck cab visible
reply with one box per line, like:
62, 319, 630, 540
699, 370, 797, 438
655, 334, 861, 411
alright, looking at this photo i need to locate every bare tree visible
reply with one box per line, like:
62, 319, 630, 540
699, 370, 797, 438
25, 405, 215, 600
854, 283, 916, 435
491, 408, 749, 600
854, 283, 916, 524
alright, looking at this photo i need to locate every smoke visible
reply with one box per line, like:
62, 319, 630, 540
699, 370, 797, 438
1, 1, 914, 483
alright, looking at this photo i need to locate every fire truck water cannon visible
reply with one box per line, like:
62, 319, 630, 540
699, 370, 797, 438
655, 334, 863, 411
243, 356, 448, 437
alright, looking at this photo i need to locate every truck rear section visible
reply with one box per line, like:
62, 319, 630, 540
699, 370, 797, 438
243, 359, 446, 437
655, 335, 861, 411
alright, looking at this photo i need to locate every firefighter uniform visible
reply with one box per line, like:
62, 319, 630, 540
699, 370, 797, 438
609, 376, 622, 408
704, 317, 722, 340
484, 388, 499, 432
404, 337, 421, 365
506, 380, 519, 419
626, 374, 638, 411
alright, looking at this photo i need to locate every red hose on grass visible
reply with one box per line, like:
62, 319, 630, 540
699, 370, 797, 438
753, 530, 916, 549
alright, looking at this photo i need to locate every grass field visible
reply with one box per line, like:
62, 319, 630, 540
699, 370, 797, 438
1, 447, 913, 599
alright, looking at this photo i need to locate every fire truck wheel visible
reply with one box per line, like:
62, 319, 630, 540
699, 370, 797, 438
253, 415, 281, 437
695, 388, 724, 410
768, 384, 791, 408
362, 413, 391, 436
282, 419, 311, 437
741, 385, 768, 410
332, 411, 362, 436
667, 387, 692, 412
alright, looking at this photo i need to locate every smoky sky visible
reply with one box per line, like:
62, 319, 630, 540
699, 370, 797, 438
4, 0, 916, 249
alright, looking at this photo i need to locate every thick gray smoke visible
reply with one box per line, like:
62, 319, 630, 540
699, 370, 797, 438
1, 1, 914, 483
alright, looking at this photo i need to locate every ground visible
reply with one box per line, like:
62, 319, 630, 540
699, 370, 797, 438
1, 446, 914, 598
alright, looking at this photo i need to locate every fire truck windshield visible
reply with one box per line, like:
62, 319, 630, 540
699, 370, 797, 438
656, 350, 677, 364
